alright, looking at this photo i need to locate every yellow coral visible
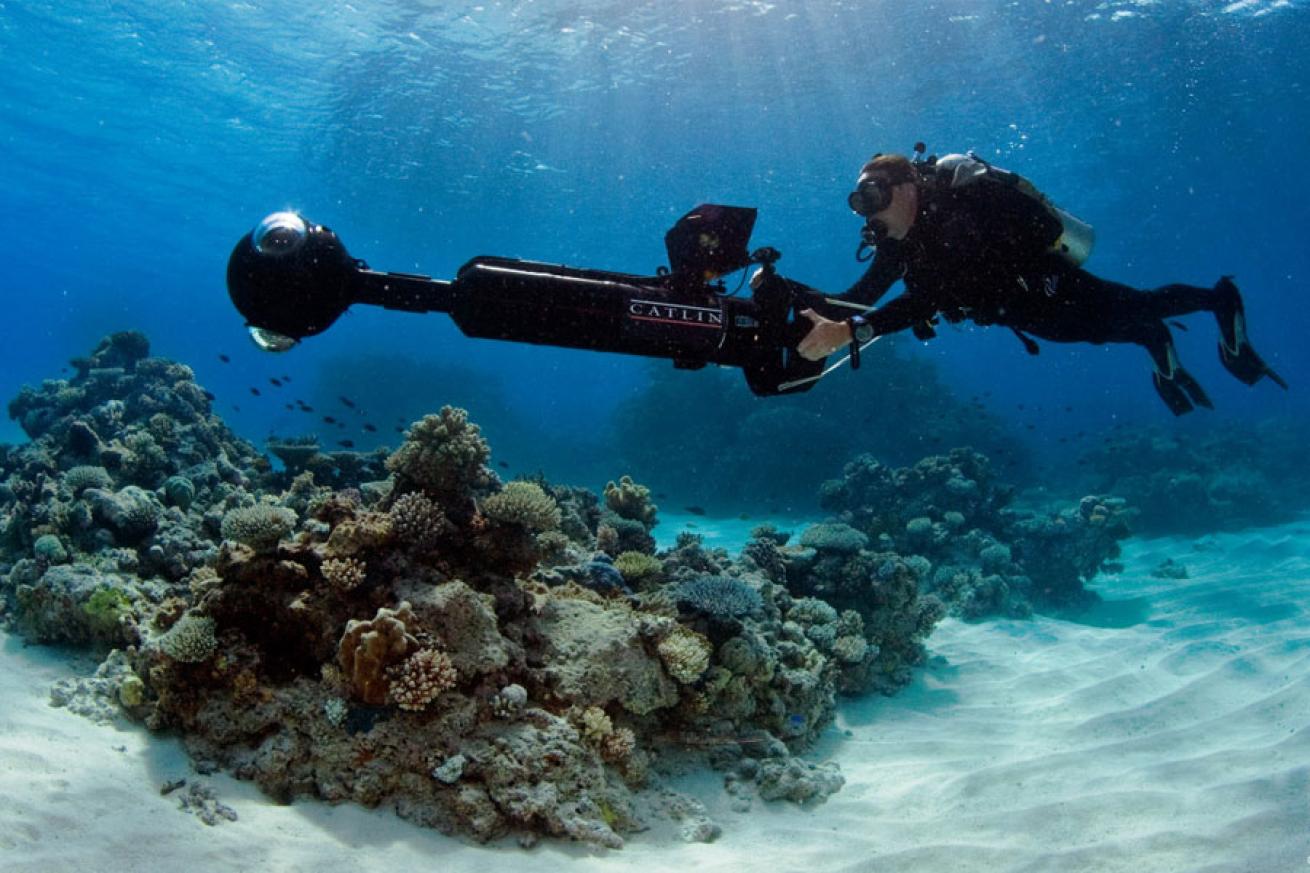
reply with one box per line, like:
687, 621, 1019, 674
657, 626, 713, 685
580, 705, 613, 743
482, 481, 561, 531
603, 475, 657, 526
337, 602, 418, 705
613, 551, 662, 589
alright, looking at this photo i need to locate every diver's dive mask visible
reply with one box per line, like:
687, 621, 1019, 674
847, 175, 894, 217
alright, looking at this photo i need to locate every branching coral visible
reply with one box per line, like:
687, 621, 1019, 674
656, 625, 713, 684
388, 491, 448, 549
220, 504, 296, 553
482, 481, 561, 532
672, 575, 763, 621
157, 612, 218, 663
320, 556, 367, 592
603, 475, 658, 528
389, 647, 458, 711
385, 406, 494, 502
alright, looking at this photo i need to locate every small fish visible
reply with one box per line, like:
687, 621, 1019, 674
1169, 320, 1188, 331
219, 354, 231, 363
270, 377, 283, 387
339, 396, 356, 408
738, 513, 750, 521
394, 427, 405, 434
655, 492, 669, 499
323, 416, 337, 424
686, 521, 699, 528
362, 423, 377, 433
249, 387, 261, 396
202, 389, 215, 401
282, 374, 292, 382
299, 404, 314, 413
498, 461, 509, 468
684, 505, 706, 516
338, 439, 355, 448
1017, 403, 1025, 410
1025, 423, 1036, 430
232, 404, 241, 412
1064, 405, 1073, 412
284, 403, 294, 411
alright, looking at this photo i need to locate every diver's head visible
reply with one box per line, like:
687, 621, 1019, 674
849, 154, 918, 244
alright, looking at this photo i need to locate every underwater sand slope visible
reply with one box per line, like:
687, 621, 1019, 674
1, 520, 1307, 873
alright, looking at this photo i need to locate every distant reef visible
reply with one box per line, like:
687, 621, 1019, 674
1069, 420, 1310, 536
0, 332, 1139, 847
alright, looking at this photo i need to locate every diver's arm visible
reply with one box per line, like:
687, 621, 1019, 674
841, 242, 905, 308
797, 291, 938, 360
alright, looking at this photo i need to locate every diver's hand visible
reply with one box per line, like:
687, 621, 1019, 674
796, 309, 852, 361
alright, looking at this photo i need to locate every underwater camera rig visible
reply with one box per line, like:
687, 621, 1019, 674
226, 205, 857, 396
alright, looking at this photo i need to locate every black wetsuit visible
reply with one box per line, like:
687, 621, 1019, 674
841, 177, 1221, 373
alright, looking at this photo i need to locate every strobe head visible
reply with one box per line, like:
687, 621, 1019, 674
226, 212, 361, 351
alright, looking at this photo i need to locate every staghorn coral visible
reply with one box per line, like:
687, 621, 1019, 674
220, 504, 296, 553
337, 602, 419, 705
482, 480, 561, 532
389, 647, 458, 711
385, 406, 494, 503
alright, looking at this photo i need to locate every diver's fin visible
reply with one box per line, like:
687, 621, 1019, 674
1153, 369, 1202, 415
1214, 276, 1288, 390
1174, 367, 1213, 410
1149, 337, 1210, 415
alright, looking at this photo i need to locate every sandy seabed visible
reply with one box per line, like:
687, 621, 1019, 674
2, 516, 1308, 873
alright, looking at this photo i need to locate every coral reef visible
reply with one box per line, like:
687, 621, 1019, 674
0, 334, 957, 850
812, 449, 1130, 619
1070, 419, 1310, 535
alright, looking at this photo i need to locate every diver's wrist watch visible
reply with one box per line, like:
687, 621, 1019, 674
847, 315, 874, 344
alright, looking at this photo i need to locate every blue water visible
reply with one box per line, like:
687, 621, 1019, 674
2, 0, 1307, 487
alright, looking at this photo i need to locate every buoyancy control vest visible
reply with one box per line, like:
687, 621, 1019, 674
917, 152, 1095, 266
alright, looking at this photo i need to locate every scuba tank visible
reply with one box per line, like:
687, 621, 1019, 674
918, 147, 1096, 266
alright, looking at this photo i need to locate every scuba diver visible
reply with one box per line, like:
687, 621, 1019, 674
791, 148, 1287, 414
